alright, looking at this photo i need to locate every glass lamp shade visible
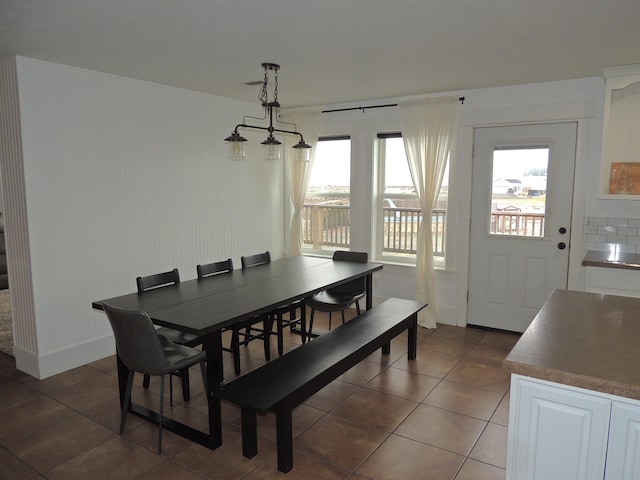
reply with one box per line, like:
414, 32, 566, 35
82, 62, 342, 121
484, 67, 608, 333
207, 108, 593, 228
263, 143, 282, 162
294, 146, 311, 162
227, 140, 246, 161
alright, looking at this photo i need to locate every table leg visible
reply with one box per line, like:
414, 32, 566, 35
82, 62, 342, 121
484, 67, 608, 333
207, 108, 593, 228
408, 314, 418, 360
365, 273, 373, 310
203, 332, 223, 448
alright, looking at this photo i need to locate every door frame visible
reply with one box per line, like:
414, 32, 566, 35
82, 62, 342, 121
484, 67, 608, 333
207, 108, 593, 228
453, 101, 594, 328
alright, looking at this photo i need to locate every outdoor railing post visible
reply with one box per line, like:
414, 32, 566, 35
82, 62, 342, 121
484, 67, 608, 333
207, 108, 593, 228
311, 206, 323, 249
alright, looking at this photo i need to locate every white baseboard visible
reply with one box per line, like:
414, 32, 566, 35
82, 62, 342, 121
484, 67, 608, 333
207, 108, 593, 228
14, 334, 115, 379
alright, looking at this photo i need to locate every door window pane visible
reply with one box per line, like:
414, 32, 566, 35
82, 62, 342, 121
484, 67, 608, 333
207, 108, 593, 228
490, 147, 549, 237
303, 138, 351, 253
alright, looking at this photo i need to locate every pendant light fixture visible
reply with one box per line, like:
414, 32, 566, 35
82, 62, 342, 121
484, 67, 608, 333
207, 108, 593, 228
225, 63, 312, 162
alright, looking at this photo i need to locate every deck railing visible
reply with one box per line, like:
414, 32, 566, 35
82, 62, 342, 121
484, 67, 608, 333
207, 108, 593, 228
301, 205, 545, 257
302, 204, 446, 256
490, 211, 545, 237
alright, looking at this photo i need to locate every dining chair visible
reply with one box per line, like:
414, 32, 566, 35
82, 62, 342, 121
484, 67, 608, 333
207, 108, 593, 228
196, 258, 250, 375
136, 268, 203, 401
305, 250, 368, 339
103, 303, 207, 453
241, 251, 307, 356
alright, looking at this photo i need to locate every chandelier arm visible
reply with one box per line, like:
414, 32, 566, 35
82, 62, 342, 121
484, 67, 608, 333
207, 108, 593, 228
236, 123, 303, 138
242, 111, 268, 124
274, 116, 298, 131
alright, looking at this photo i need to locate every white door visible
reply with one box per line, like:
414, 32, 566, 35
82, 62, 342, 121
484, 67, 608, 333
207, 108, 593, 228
468, 123, 576, 332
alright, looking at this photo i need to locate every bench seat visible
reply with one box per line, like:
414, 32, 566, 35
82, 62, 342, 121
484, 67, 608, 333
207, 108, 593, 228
214, 297, 427, 472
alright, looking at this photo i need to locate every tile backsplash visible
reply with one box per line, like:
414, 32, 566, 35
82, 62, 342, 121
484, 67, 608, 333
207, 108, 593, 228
583, 217, 640, 254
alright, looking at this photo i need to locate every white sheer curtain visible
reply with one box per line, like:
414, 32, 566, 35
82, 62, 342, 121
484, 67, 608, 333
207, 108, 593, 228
399, 97, 459, 328
282, 111, 322, 256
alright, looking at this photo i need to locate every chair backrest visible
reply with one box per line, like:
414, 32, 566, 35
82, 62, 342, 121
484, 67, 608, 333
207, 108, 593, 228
328, 250, 369, 296
333, 250, 368, 264
241, 251, 271, 269
103, 303, 170, 375
197, 258, 233, 279
136, 268, 180, 293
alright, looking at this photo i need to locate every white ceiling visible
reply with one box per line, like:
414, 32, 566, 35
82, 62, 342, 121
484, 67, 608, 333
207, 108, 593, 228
1, 0, 640, 108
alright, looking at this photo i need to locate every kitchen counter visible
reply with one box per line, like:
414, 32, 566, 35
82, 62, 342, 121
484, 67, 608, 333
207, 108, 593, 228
582, 250, 640, 270
503, 289, 640, 400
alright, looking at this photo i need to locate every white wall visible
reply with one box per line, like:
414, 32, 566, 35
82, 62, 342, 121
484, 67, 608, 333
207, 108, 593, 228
3, 57, 288, 378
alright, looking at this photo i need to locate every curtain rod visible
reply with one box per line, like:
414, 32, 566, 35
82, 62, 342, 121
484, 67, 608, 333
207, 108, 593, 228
322, 96, 465, 114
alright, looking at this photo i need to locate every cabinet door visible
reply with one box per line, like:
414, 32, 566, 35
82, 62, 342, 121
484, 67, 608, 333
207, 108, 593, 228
507, 376, 611, 480
605, 401, 640, 480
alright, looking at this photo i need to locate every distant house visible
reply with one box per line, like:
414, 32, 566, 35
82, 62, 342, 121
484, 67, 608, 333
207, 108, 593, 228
493, 178, 522, 194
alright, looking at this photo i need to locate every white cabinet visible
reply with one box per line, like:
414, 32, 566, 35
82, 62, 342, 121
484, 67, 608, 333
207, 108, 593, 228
508, 375, 640, 480
507, 375, 611, 480
605, 401, 640, 480
585, 267, 640, 299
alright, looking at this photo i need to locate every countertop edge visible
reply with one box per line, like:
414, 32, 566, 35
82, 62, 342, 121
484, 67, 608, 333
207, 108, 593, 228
582, 250, 640, 270
504, 359, 640, 401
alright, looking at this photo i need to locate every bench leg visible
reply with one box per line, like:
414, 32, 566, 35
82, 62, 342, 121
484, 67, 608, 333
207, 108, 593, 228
408, 313, 418, 360
240, 407, 258, 459
381, 341, 391, 355
275, 405, 294, 473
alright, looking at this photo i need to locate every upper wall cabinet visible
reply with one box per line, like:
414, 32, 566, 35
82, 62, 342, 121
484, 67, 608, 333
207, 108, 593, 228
599, 65, 640, 199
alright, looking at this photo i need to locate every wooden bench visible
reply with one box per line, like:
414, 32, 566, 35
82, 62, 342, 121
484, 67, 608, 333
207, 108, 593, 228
214, 297, 427, 473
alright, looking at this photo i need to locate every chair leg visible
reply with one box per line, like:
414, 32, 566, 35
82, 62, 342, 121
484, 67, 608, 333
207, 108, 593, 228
308, 309, 315, 342
119, 370, 135, 434
263, 315, 273, 362
300, 304, 307, 344
180, 369, 190, 402
232, 328, 241, 375
169, 373, 173, 407
328, 312, 332, 331
158, 375, 165, 454
341, 309, 346, 325
142, 374, 150, 389
199, 361, 207, 392
356, 300, 361, 315
277, 311, 284, 356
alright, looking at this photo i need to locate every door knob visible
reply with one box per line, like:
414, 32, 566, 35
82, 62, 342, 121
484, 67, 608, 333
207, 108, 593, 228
558, 242, 566, 250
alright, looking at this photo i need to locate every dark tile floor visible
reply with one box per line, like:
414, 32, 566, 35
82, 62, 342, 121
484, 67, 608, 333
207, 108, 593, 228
0, 311, 518, 480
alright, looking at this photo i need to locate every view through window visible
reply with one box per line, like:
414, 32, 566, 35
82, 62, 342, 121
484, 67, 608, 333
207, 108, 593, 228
489, 146, 549, 237
378, 135, 448, 262
303, 137, 351, 254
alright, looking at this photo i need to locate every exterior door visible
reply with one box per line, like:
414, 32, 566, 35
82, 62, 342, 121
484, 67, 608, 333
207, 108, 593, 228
468, 123, 576, 332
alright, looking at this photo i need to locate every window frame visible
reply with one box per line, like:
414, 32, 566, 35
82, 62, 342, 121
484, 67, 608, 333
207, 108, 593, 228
375, 133, 448, 267
302, 135, 352, 257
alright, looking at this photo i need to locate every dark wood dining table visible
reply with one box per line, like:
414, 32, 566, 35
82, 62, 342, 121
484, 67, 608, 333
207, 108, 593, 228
92, 255, 383, 449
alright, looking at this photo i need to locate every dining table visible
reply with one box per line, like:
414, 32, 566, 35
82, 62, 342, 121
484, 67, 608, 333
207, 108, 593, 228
92, 255, 383, 449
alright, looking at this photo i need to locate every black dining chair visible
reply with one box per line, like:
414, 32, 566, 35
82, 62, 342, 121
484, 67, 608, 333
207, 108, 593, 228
241, 251, 307, 356
196, 258, 253, 375
305, 250, 368, 339
103, 303, 207, 454
136, 268, 203, 401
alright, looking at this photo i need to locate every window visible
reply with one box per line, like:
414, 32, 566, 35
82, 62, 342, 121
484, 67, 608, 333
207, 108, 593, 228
489, 146, 549, 237
303, 137, 351, 254
376, 134, 448, 263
